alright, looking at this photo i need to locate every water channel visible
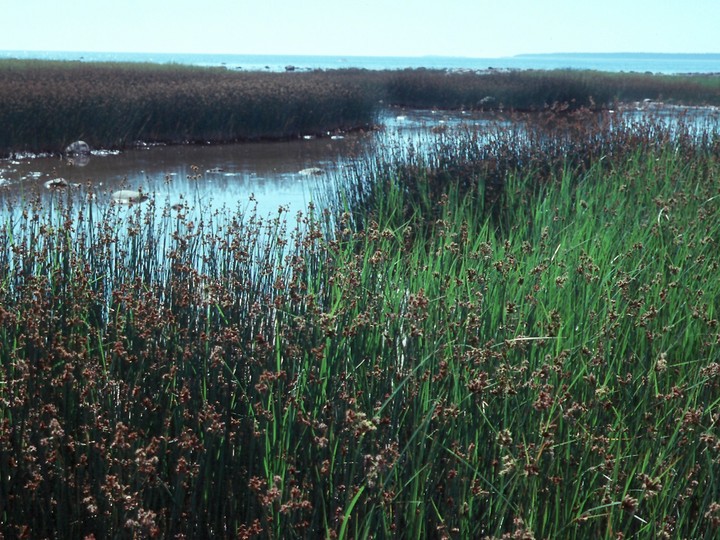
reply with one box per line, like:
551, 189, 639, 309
1, 105, 716, 219
0, 109, 503, 218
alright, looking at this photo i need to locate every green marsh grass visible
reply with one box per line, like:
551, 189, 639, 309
1, 114, 720, 538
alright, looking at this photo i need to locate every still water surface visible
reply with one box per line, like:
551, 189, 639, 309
1, 135, 366, 216
0, 109, 498, 216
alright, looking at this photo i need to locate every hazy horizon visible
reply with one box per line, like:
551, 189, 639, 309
3, 50, 719, 60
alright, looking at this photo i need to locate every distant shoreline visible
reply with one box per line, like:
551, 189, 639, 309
514, 52, 720, 57
2, 50, 720, 74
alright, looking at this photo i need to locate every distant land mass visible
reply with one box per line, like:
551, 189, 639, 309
2, 50, 720, 74
515, 52, 720, 58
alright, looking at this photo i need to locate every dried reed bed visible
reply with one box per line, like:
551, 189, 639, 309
1, 114, 720, 538
0, 60, 380, 154
1, 59, 719, 156
383, 68, 720, 111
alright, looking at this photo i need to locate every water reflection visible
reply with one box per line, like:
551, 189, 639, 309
0, 109, 502, 217
0, 132, 376, 216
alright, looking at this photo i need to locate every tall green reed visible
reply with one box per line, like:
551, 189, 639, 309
1, 113, 720, 538
318, 115, 720, 538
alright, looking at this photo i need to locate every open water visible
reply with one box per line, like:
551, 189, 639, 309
2, 51, 720, 74
0, 109, 503, 217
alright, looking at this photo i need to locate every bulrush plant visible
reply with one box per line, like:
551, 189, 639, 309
1, 113, 720, 538
323, 114, 720, 538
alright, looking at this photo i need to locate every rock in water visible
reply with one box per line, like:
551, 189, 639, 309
44, 178, 69, 189
112, 190, 148, 204
65, 140, 91, 155
298, 167, 324, 176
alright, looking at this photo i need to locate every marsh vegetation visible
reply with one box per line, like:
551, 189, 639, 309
2, 98, 720, 538
1, 59, 720, 155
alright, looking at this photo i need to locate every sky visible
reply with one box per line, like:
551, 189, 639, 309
3, 0, 719, 58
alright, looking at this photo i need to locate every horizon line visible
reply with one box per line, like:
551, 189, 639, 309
2, 49, 720, 59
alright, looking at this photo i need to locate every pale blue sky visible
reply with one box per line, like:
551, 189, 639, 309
3, 0, 718, 57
